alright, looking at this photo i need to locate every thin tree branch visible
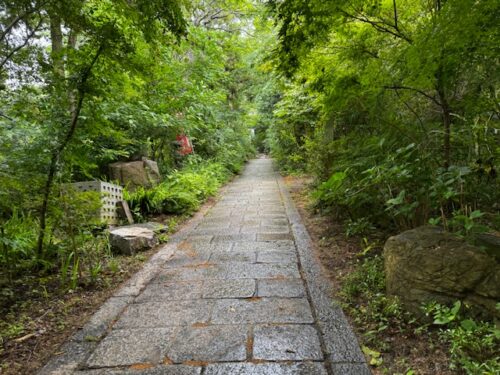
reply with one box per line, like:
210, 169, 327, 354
340, 8, 412, 43
384, 85, 441, 106
0, 0, 50, 42
0, 15, 44, 70
0, 111, 15, 122
394, 88, 428, 134
36, 43, 105, 255
393, 0, 399, 31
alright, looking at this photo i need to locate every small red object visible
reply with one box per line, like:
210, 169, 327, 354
176, 134, 193, 155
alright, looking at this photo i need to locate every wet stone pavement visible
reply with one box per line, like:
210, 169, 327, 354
39, 158, 370, 375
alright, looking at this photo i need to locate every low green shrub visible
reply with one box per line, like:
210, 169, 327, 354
125, 160, 237, 218
423, 301, 500, 374
0, 211, 38, 278
311, 133, 499, 233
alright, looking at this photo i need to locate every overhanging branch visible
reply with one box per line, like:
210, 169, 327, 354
384, 85, 441, 106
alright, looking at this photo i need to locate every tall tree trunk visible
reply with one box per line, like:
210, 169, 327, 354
441, 96, 452, 169
436, 66, 452, 169
49, 12, 64, 80
36, 42, 103, 256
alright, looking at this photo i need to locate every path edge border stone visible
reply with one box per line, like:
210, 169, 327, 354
37, 183, 232, 375
276, 171, 371, 375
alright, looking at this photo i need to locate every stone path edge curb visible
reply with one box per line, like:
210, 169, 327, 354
275, 170, 371, 375
37, 181, 234, 375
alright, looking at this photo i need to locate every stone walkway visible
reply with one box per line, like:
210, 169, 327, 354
40, 158, 369, 375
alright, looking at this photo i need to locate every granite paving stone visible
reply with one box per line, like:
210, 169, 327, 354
257, 278, 306, 298
166, 325, 247, 362
77, 366, 202, 375
114, 300, 213, 328
208, 249, 256, 263
86, 328, 177, 367
260, 218, 289, 226
256, 250, 297, 264
253, 324, 323, 361
211, 233, 256, 242
202, 279, 256, 298
232, 240, 295, 253
204, 362, 328, 375
206, 263, 300, 279
211, 298, 314, 324
257, 233, 294, 241
135, 281, 202, 302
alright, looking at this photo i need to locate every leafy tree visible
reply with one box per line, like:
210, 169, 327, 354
266, 0, 499, 230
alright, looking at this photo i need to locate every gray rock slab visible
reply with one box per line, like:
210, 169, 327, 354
260, 218, 289, 226
257, 279, 306, 298
110, 226, 158, 255
208, 263, 299, 279
135, 281, 202, 302
204, 362, 328, 375
114, 300, 213, 328
38, 341, 97, 375
211, 298, 314, 324
330, 363, 372, 375
178, 235, 213, 244
232, 241, 295, 253
77, 366, 202, 375
237, 219, 261, 227
245, 214, 287, 220
166, 325, 247, 362
257, 233, 294, 242
202, 279, 256, 298
130, 222, 168, 233
192, 227, 242, 236
253, 324, 323, 361
257, 250, 297, 264
211, 234, 256, 242
209, 249, 256, 263
196, 221, 231, 229
86, 328, 176, 367
73, 296, 133, 342
163, 253, 211, 268
178, 242, 232, 254
240, 226, 290, 234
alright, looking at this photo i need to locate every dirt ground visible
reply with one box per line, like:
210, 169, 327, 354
284, 175, 455, 375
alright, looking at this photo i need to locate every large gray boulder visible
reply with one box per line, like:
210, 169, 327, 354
109, 158, 161, 191
109, 223, 167, 255
384, 225, 499, 319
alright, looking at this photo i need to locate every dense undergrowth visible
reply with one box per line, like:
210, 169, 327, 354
125, 157, 246, 220
341, 253, 500, 374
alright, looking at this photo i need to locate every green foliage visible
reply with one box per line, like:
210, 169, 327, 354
264, 0, 499, 232
341, 255, 385, 300
423, 301, 500, 374
345, 218, 375, 237
340, 254, 414, 355
126, 160, 236, 218
0, 212, 38, 278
